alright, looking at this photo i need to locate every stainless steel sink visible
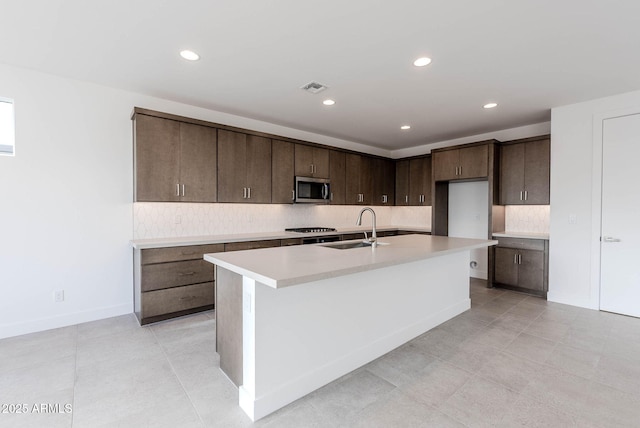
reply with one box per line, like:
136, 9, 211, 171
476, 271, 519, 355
322, 241, 390, 250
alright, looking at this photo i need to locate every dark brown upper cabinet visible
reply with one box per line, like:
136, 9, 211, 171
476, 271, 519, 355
372, 158, 396, 206
409, 157, 432, 206
394, 156, 431, 206
217, 130, 271, 203
134, 114, 217, 202
345, 154, 373, 205
395, 160, 410, 206
433, 144, 488, 181
500, 137, 550, 205
329, 150, 346, 205
294, 144, 330, 178
271, 139, 295, 204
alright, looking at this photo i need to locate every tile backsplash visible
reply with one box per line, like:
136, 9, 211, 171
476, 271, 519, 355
133, 202, 546, 239
504, 205, 550, 234
133, 203, 432, 239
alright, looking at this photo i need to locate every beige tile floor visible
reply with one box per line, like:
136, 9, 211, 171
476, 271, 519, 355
2, 279, 640, 427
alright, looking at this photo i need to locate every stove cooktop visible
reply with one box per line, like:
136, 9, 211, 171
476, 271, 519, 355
285, 227, 337, 233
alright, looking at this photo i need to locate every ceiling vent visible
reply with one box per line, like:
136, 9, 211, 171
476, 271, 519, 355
300, 81, 328, 94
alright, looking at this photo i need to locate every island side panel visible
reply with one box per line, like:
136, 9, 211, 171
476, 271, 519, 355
216, 266, 243, 386
243, 250, 471, 421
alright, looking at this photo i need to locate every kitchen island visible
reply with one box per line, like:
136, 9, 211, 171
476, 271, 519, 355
204, 234, 497, 421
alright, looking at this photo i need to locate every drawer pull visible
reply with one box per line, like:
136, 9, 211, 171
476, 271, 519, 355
181, 251, 197, 256
177, 271, 196, 276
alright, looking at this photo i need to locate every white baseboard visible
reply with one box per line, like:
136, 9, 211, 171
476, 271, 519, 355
546, 292, 596, 310
0, 303, 132, 340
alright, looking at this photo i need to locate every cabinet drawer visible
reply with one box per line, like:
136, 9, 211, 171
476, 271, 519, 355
142, 282, 214, 318
496, 237, 545, 251
341, 233, 365, 241
224, 240, 281, 252
281, 238, 303, 246
141, 259, 214, 292
141, 244, 224, 264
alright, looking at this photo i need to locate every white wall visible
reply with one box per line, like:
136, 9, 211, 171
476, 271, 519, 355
448, 181, 489, 279
549, 89, 640, 309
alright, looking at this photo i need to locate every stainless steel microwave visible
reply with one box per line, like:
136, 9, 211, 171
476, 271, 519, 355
295, 176, 330, 204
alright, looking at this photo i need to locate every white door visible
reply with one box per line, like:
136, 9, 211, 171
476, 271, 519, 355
600, 113, 640, 317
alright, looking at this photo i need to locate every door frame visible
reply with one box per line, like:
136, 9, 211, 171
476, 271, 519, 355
591, 106, 640, 310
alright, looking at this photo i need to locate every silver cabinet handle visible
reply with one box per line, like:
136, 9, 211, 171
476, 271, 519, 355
310, 164, 314, 174
176, 183, 180, 196
524, 190, 528, 201
602, 236, 621, 243
405, 195, 409, 204
243, 187, 247, 199
330, 192, 333, 201
520, 191, 523, 201
518, 254, 522, 264
292, 189, 295, 201
177, 271, 196, 276
247, 187, 251, 199
514, 254, 518, 264
181, 184, 185, 197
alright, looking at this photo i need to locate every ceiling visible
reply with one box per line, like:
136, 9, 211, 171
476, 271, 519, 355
2, 1, 640, 150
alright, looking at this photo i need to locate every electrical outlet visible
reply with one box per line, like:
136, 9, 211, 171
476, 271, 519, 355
568, 214, 577, 225
54, 290, 64, 302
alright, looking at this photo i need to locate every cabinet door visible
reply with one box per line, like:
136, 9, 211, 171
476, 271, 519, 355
500, 143, 525, 205
329, 150, 346, 205
432, 149, 459, 181
312, 147, 330, 178
524, 139, 550, 205
246, 135, 272, 203
271, 139, 295, 203
518, 249, 545, 291
217, 130, 247, 203
395, 160, 410, 206
345, 154, 363, 204
135, 115, 181, 202
494, 247, 518, 286
179, 123, 217, 203
458, 145, 488, 179
372, 158, 395, 205
294, 144, 314, 176
409, 157, 431, 206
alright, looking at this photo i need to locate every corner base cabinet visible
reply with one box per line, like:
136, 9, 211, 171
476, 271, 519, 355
492, 237, 548, 297
134, 244, 223, 325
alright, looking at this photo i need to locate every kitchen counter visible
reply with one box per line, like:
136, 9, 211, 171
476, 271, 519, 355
206, 234, 496, 421
493, 231, 549, 240
204, 234, 496, 288
130, 225, 430, 249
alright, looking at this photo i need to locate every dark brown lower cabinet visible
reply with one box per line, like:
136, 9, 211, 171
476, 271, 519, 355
493, 238, 548, 297
134, 243, 223, 325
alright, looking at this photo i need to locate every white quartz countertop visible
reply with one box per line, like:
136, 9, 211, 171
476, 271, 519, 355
492, 232, 549, 240
204, 234, 497, 289
130, 226, 431, 249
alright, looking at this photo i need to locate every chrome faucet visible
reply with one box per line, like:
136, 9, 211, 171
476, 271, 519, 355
356, 207, 377, 248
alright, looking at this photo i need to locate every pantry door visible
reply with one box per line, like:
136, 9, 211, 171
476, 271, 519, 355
600, 113, 640, 317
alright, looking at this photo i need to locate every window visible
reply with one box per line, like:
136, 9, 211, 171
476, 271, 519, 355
0, 98, 15, 156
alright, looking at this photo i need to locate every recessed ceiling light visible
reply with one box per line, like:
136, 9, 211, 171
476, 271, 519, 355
413, 57, 432, 67
483, 102, 498, 109
400, 125, 411, 130
180, 50, 200, 61
323, 99, 336, 106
